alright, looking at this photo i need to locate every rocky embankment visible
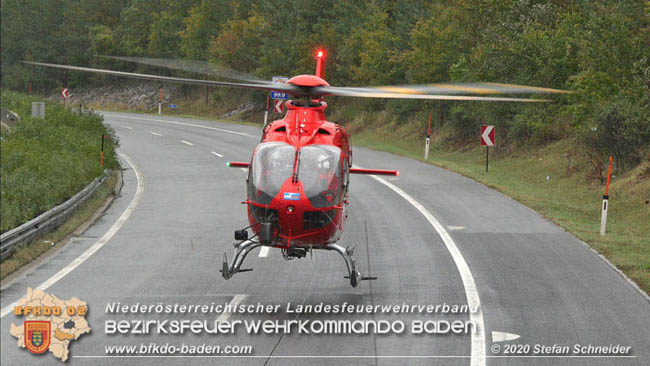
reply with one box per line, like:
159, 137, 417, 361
51, 82, 179, 111
49, 82, 261, 119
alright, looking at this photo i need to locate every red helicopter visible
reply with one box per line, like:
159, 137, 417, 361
25, 50, 567, 286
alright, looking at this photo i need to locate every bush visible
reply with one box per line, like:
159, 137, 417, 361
580, 97, 650, 171
1, 90, 119, 232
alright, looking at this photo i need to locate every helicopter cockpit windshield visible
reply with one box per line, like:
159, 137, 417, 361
248, 142, 296, 205
248, 143, 342, 207
298, 145, 342, 208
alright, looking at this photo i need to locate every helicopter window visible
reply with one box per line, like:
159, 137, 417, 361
248, 142, 296, 205
298, 145, 342, 208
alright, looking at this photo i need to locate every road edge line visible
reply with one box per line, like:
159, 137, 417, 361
369, 175, 486, 366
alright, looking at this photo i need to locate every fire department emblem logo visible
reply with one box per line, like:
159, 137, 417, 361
25, 321, 51, 354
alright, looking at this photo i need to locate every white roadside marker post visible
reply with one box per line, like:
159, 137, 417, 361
263, 93, 270, 129
600, 156, 613, 236
158, 88, 162, 115
424, 111, 432, 160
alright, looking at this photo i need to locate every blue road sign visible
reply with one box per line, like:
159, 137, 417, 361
169, 104, 177, 109
271, 91, 289, 100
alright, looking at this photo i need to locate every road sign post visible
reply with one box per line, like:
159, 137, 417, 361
481, 125, 495, 172
600, 156, 613, 236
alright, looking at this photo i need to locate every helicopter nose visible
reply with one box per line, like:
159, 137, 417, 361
277, 189, 303, 230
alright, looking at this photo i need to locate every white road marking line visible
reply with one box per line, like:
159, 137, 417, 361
211, 151, 223, 157
259, 246, 269, 257
0, 152, 144, 318
150, 132, 162, 136
180, 140, 194, 146
216, 294, 247, 322
492, 331, 520, 343
104, 114, 253, 137
120, 125, 133, 129
369, 175, 486, 366
448, 226, 465, 231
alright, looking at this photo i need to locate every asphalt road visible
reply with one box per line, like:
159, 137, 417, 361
1, 111, 648, 366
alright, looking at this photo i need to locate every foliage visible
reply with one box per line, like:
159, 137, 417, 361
0, 90, 119, 232
1, 0, 648, 173
209, 13, 267, 73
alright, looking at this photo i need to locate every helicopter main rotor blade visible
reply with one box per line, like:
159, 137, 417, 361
23, 61, 568, 102
104, 56, 270, 85
22, 61, 302, 94
103, 57, 569, 97
311, 87, 553, 102
311, 80, 569, 101
354, 82, 569, 95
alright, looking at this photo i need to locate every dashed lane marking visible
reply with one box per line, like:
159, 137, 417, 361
216, 294, 248, 322
259, 247, 269, 257
492, 331, 521, 342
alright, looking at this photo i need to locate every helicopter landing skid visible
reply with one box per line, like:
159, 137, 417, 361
326, 243, 377, 287
220, 240, 263, 280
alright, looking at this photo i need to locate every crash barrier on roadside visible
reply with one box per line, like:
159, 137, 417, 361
0, 170, 110, 260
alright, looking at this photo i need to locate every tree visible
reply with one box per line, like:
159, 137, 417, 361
116, 0, 161, 56
210, 14, 267, 73
179, 1, 233, 60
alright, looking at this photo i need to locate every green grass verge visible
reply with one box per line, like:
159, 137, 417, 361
1, 170, 119, 280
1, 90, 119, 233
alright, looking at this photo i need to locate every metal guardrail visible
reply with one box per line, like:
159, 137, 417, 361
0, 171, 109, 260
